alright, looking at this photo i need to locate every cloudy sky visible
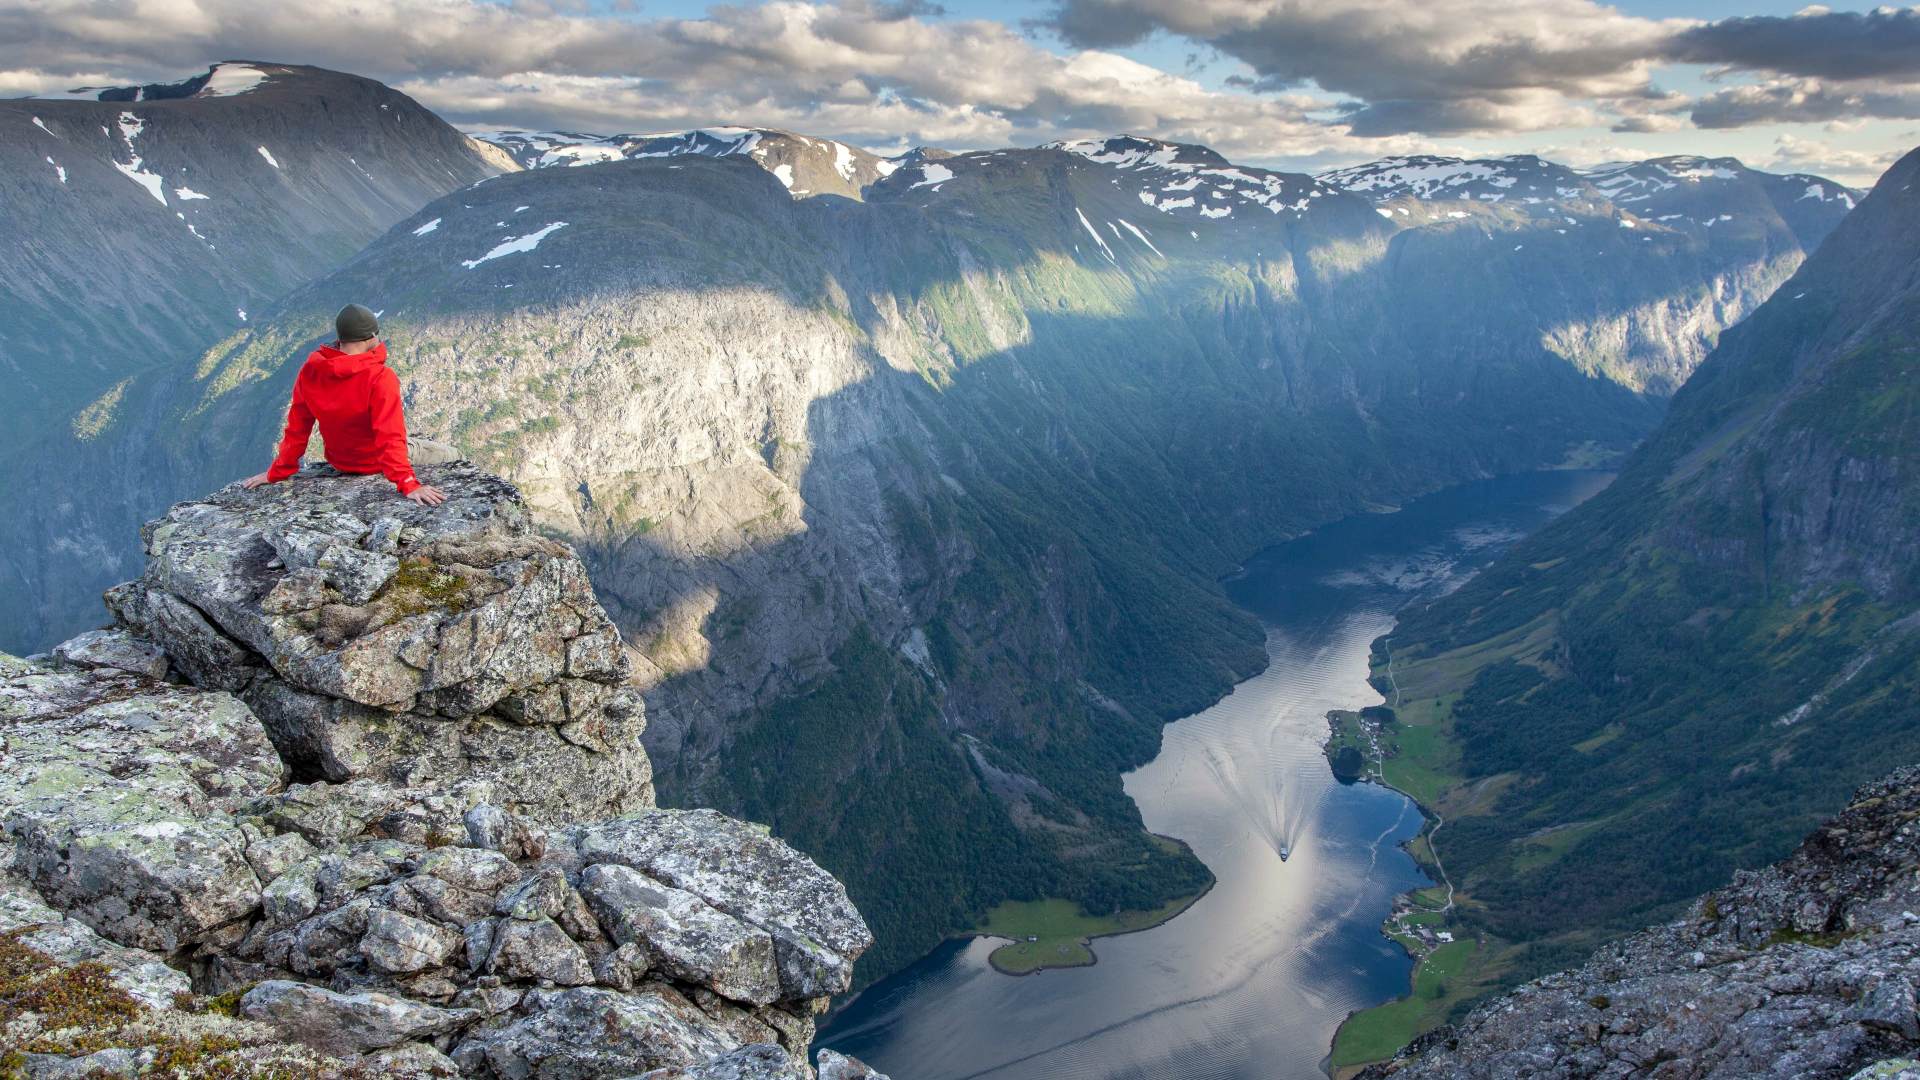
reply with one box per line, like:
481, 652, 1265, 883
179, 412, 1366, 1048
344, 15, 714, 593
3, 0, 1915, 185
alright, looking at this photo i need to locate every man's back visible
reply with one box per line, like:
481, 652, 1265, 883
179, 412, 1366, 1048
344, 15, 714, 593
242, 303, 446, 506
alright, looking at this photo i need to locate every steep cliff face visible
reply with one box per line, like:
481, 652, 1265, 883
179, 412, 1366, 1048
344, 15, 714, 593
1371, 144, 1920, 990
0, 465, 884, 1079
6, 126, 1867, 981
1362, 765, 1920, 1079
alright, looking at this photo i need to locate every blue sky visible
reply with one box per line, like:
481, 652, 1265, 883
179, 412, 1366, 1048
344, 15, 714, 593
4, 0, 1915, 184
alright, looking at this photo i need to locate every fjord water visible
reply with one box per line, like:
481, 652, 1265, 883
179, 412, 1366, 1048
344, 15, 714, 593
819, 470, 1615, 1080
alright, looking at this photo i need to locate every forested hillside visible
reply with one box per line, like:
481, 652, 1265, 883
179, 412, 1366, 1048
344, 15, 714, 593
1376, 142, 1920, 987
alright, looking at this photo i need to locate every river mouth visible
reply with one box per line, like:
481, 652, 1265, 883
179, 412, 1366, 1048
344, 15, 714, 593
819, 471, 1614, 1080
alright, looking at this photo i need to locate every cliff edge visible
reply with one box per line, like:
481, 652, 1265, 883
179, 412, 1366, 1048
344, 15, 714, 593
1, 463, 887, 1079
1361, 765, 1920, 1079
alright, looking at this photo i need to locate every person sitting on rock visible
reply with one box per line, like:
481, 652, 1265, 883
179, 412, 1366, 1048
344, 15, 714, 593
241, 303, 448, 506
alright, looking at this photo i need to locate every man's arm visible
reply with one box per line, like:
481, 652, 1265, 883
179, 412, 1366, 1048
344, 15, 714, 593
264, 380, 315, 482
369, 368, 428, 497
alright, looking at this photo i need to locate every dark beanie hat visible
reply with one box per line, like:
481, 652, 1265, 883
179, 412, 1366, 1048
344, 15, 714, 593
335, 303, 379, 342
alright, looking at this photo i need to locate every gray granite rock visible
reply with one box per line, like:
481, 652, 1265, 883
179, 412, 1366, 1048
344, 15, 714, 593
816, 1050, 893, 1080
635, 1043, 809, 1079
362, 908, 465, 974
484, 915, 597, 986
110, 463, 648, 822
0, 879, 188, 1009
239, 979, 477, 1054
581, 863, 781, 1006
0, 466, 877, 1079
0, 665, 283, 951
451, 985, 737, 1077
574, 810, 871, 999
51, 627, 169, 680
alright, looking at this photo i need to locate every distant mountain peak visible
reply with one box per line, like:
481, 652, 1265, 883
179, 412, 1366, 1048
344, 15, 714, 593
27, 61, 283, 103
471, 126, 897, 199
1028, 133, 1337, 221
1044, 134, 1231, 170
1316, 154, 1589, 202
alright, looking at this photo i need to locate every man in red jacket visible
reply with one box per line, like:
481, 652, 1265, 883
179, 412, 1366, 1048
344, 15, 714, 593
242, 304, 448, 506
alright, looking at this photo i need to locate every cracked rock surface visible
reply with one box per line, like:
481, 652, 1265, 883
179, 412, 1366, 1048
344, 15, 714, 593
2, 465, 874, 1078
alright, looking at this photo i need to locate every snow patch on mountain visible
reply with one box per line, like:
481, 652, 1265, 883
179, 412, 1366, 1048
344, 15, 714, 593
110, 112, 167, 206
461, 221, 568, 268
1052, 135, 1332, 220
175, 187, 209, 200
911, 162, 953, 189
1318, 154, 1573, 202
256, 146, 279, 169
471, 127, 890, 201
197, 63, 270, 98
1115, 218, 1163, 257
1075, 206, 1115, 262
413, 217, 441, 236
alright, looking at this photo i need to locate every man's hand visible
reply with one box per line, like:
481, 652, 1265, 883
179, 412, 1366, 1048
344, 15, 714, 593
240, 471, 273, 490
406, 484, 449, 507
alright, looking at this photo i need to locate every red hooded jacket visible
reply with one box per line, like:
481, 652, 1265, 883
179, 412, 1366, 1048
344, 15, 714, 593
267, 342, 421, 494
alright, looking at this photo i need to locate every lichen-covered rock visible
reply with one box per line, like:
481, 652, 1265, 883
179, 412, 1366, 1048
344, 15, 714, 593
50, 627, 170, 680
816, 1049, 892, 1080
0, 879, 188, 1009
239, 980, 478, 1054
1364, 766, 1920, 1079
450, 985, 738, 1078
361, 908, 465, 974
483, 915, 596, 986
636, 1043, 810, 1079
0, 665, 283, 951
581, 864, 781, 1006
108, 463, 649, 821
574, 810, 872, 999
0, 928, 348, 1079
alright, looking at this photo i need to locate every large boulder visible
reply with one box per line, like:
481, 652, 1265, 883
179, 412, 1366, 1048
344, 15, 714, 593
574, 810, 873, 999
239, 980, 478, 1055
106, 462, 651, 821
449, 985, 739, 1077
0, 664, 284, 951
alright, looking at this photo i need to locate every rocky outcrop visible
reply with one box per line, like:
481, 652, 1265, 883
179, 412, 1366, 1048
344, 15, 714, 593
0, 464, 873, 1078
106, 461, 651, 820
1361, 766, 1920, 1079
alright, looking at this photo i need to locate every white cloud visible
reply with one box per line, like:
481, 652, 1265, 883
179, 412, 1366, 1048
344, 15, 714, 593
0, 0, 1910, 173
1758, 132, 1903, 186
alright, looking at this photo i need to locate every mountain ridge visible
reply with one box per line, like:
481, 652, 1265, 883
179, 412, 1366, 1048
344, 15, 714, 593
0, 64, 1878, 988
